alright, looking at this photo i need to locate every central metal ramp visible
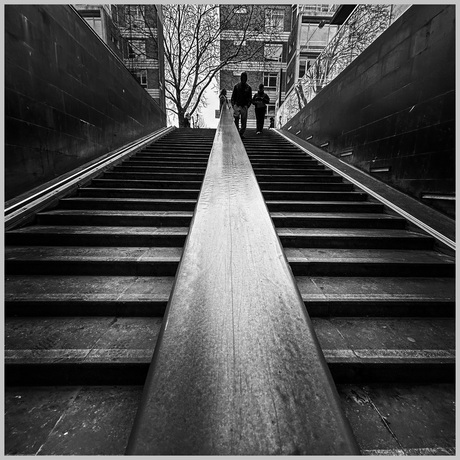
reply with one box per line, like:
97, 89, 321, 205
126, 105, 359, 455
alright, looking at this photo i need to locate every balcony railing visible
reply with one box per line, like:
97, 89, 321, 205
278, 4, 411, 127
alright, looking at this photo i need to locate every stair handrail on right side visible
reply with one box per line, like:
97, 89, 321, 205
125, 105, 360, 455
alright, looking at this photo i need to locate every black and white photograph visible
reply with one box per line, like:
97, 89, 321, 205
4, 3, 455, 455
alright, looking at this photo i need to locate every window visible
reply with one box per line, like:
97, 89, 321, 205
263, 72, 278, 88
125, 5, 145, 26
133, 70, 148, 87
265, 8, 285, 32
266, 104, 276, 117
128, 40, 146, 60
84, 17, 102, 39
264, 44, 283, 62
235, 7, 247, 14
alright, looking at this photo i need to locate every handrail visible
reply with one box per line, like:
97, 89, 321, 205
5, 127, 173, 230
125, 105, 359, 455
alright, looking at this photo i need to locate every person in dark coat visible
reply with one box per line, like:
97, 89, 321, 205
252, 84, 270, 134
231, 72, 252, 137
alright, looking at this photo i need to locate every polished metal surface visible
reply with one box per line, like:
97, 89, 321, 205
126, 106, 359, 455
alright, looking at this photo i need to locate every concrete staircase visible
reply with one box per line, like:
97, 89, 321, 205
4, 129, 215, 455
4, 128, 455, 455
242, 131, 455, 455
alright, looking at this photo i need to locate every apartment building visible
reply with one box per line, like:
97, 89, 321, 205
284, 5, 338, 109
77, 4, 166, 113
219, 5, 292, 129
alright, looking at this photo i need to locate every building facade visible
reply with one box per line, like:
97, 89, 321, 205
74, 4, 126, 59
219, 5, 292, 130
285, 5, 338, 97
76, 4, 166, 114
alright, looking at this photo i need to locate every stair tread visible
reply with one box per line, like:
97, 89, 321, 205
296, 276, 455, 301
8, 226, 426, 239
38, 209, 194, 217
7, 225, 190, 236
5, 275, 454, 303
271, 211, 402, 219
5, 317, 454, 364
5, 246, 183, 262
284, 248, 454, 264
6, 246, 451, 264
5, 275, 175, 301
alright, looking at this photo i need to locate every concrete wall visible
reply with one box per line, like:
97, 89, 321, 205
283, 5, 455, 218
5, 5, 167, 201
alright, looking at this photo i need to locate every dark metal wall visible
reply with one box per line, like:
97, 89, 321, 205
283, 5, 455, 218
5, 5, 167, 201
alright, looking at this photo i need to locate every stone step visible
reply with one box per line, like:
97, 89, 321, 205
5, 246, 454, 277
259, 181, 353, 191
6, 225, 189, 247
36, 209, 194, 227
124, 156, 209, 163
84, 181, 202, 191
6, 225, 430, 250
5, 275, 454, 317
267, 201, 384, 213
4, 316, 454, 385
123, 159, 208, 167
284, 248, 454, 277
252, 165, 327, 173
103, 168, 206, 178
35, 209, 406, 228
262, 190, 368, 201
278, 228, 433, 249
249, 159, 319, 166
270, 212, 406, 228
57, 197, 382, 213
5, 246, 183, 276
91, 177, 204, 187
255, 173, 339, 182
64, 193, 199, 207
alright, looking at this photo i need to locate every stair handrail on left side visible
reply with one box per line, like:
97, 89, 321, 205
125, 105, 360, 455
5, 127, 174, 231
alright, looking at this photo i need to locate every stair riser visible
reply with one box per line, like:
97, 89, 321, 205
103, 169, 206, 178
263, 192, 367, 201
37, 214, 193, 226
91, 178, 204, 187
5, 301, 167, 317
59, 200, 197, 211
69, 189, 198, 201
260, 183, 354, 191
5, 233, 431, 250
271, 217, 406, 229
255, 169, 333, 176
253, 166, 326, 172
267, 203, 383, 212
289, 262, 455, 277
5, 362, 454, 386
256, 175, 340, 182
5, 299, 454, 318
60, 201, 381, 212
279, 236, 433, 250
5, 261, 179, 276
5, 233, 187, 247
6, 260, 452, 277
82, 182, 202, 192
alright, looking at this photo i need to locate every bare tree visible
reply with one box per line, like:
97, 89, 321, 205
117, 5, 284, 127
